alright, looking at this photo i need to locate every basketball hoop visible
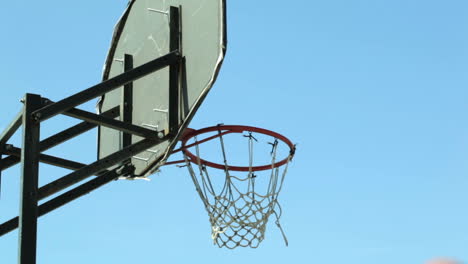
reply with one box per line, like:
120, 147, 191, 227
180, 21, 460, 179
175, 125, 295, 249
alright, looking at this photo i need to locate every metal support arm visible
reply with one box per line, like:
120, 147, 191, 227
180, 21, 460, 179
62, 107, 159, 140
0, 167, 123, 237
0, 106, 119, 172
0, 6, 184, 264
33, 51, 181, 122
2, 145, 87, 171
18, 93, 42, 264
37, 137, 163, 201
0, 110, 23, 146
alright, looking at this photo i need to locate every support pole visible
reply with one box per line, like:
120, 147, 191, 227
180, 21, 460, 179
18, 93, 42, 264
122, 54, 134, 150
169, 6, 181, 135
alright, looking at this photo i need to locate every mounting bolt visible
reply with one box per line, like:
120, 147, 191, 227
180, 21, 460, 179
157, 132, 165, 139
33, 113, 42, 121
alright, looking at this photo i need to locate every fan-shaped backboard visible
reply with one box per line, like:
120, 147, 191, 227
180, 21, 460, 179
98, 0, 227, 176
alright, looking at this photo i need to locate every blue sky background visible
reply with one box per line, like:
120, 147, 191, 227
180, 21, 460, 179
1, 0, 468, 263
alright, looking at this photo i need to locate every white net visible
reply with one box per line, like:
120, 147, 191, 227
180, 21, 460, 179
182, 126, 294, 249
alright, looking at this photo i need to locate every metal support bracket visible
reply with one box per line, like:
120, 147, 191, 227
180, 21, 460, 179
121, 54, 134, 168
0, 6, 185, 264
169, 6, 182, 136
0, 106, 120, 172
18, 93, 42, 264
32, 51, 180, 123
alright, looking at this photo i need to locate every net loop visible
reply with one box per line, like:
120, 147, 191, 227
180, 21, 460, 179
180, 125, 295, 249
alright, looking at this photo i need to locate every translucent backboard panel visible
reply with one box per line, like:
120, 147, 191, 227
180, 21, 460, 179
98, 0, 227, 176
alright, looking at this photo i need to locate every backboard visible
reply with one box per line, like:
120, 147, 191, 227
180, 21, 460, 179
97, 0, 227, 176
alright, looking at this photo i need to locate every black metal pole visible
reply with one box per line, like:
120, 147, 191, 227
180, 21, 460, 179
122, 54, 134, 150
18, 93, 42, 264
169, 6, 181, 135
33, 51, 180, 122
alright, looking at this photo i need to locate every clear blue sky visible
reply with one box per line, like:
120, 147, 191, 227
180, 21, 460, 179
1, 0, 468, 263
